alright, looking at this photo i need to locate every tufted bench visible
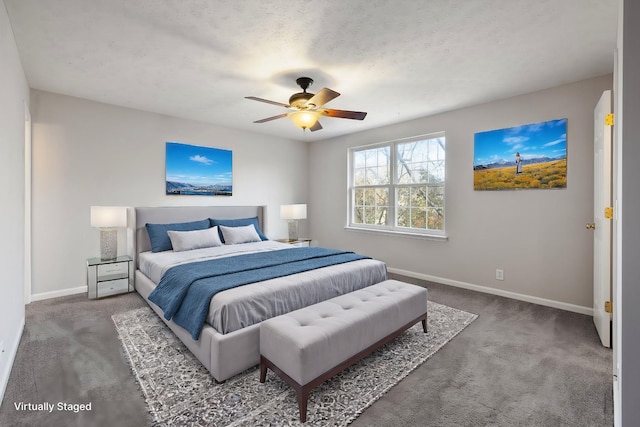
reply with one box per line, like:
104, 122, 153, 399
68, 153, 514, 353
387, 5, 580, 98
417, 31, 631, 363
259, 279, 428, 422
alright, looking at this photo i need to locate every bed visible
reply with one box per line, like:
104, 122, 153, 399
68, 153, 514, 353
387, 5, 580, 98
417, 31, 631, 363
134, 206, 388, 382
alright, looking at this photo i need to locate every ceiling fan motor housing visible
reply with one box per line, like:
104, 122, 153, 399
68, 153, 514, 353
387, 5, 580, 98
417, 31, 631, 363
290, 77, 315, 107
289, 91, 313, 107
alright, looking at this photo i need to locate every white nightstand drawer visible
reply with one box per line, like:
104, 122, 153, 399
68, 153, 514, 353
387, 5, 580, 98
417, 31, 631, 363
98, 278, 130, 298
97, 262, 128, 278
88, 256, 133, 299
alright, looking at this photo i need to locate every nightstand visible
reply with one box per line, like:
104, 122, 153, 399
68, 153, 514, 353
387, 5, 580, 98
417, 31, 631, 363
275, 238, 312, 247
87, 255, 133, 299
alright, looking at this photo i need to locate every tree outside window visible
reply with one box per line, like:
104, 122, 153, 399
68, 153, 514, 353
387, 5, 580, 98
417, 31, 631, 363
349, 133, 445, 235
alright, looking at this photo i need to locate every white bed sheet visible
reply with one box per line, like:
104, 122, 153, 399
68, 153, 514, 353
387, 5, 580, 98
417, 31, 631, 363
138, 240, 293, 284
137, 241, 388, 334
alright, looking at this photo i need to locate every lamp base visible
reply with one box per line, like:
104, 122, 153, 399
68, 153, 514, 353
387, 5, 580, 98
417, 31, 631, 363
287, 220, 299, 241
100, 228, 118, 261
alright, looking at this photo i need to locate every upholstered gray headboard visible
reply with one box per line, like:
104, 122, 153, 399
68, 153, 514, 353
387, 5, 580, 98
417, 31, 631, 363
134, 205, 266, 260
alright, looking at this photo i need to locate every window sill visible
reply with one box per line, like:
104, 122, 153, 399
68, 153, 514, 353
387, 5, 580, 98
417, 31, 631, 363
344, 226, 448, 242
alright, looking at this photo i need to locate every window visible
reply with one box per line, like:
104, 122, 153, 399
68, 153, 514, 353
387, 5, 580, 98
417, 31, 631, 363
349, 133, 445, 236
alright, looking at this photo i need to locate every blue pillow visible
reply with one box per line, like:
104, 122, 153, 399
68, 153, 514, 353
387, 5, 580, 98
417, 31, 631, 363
209, 217, 268, 243
146, 218, 211, 252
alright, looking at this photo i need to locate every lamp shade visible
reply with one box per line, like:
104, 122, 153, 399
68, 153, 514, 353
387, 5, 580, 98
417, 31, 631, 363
289, 111, 319, 129
280, 204, 307, 220
90, 206, 127, 228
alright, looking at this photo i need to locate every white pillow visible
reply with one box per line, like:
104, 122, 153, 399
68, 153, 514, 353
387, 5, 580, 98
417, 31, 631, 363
167, 227, 222, 252
220, 224, 262, 245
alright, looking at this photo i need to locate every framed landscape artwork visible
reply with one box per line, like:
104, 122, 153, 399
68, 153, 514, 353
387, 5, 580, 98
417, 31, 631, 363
473, 118, 567, 190
165, 142, 233, 196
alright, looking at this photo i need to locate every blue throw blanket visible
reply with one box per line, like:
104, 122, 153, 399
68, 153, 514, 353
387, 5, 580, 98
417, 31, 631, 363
148, 247, 370, 339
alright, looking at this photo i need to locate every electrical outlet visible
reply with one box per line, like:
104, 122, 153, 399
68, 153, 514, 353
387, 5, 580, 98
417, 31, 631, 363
496, 269, 504, 281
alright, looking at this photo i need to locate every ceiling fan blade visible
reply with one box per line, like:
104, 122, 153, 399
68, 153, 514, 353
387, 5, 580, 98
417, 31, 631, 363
319, 109, 367, 120
253, 113, 288, 123
309, 121, 323, 132
245, 96, 290, 108
305, 88, 340, 108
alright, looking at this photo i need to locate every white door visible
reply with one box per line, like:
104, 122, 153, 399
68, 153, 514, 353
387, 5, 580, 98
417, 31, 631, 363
24, 102, 32, 304
592, 90, 612, 348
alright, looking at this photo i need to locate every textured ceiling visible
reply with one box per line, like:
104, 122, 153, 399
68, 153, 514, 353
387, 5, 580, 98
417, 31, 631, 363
4, 0, 618, 142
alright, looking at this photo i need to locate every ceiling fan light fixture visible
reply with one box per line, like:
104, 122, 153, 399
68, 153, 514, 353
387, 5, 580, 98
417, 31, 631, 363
246, 76, 366, 132
289, 110, 319, 129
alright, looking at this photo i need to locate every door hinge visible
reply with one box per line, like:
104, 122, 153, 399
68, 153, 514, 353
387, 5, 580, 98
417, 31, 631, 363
605, 113, 614, 126
605, 301, 613, 313
604, 206, 614, 219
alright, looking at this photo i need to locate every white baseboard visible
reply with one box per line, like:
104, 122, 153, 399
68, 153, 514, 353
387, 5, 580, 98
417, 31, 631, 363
31, 285, 87, 302
0, 315, 25, 403
387, 267, 593, 316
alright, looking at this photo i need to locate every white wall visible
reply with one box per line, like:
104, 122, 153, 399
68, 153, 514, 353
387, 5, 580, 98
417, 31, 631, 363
619, 0, 640, 423
0, 0, 29, 400
309, 75, 612, 312
29, 90, 308, 297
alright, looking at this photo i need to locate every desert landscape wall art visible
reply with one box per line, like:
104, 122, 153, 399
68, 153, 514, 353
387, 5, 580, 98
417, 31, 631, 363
473, 118, 567, 190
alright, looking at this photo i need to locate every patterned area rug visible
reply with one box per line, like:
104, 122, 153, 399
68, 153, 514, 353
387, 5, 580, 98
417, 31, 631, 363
112, 302, 477, 426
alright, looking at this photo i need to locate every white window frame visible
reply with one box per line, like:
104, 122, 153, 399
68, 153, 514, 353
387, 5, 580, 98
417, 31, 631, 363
347, 132, 447, 240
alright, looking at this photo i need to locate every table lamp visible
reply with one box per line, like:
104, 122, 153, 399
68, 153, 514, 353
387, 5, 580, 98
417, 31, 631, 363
91, 206, 127, 260
280, 204, 307, 241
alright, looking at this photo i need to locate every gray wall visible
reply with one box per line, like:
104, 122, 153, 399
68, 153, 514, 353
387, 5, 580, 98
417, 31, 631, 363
0, 0, 29, 399
309, 75, 612, 312
620, 0, 640, 423
29, 90, 308, 298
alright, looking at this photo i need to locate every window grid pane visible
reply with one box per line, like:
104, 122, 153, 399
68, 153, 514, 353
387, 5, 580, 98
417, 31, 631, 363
396, 185, 442, 230
397, 138, 446, 186
428, 186, 444, 208
351, 134, 445, 233
355, 146, 390, 186
428, 208, 444, 230
428, 161, 445, 183
353, 187, 389, 226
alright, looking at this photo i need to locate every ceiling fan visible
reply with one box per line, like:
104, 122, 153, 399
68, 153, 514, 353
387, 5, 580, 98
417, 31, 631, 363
245, 77, 367, 132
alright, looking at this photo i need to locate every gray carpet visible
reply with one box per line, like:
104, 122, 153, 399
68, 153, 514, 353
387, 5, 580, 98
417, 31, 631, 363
0, 275, 613, 426
112, 302, 475, 426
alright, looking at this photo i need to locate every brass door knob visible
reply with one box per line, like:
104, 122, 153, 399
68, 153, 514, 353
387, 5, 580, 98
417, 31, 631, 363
586, 223, 596, 230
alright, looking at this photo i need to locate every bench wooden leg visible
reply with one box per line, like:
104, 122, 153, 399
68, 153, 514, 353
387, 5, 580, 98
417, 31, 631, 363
421, 317, 428, 333
259, 357, 267, 383
297, 386, 310, 423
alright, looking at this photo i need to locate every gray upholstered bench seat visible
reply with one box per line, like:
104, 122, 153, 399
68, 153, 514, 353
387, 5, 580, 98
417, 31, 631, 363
259, 279, 428, 422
